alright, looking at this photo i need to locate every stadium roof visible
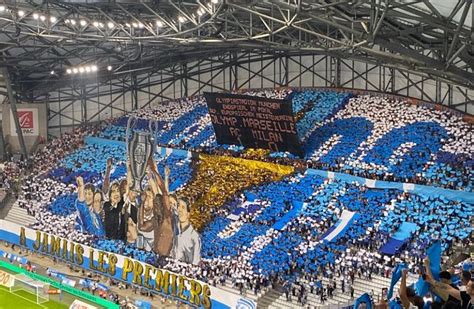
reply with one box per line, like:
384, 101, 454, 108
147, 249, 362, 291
0, 0, 472, 98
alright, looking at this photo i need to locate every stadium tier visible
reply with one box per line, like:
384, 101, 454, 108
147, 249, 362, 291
1, 88, 472, 309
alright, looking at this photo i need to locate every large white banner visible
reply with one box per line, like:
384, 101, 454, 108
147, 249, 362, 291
10, 108, 39, 136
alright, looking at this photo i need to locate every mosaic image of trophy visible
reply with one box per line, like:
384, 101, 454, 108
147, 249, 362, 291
126, 116, 158, 192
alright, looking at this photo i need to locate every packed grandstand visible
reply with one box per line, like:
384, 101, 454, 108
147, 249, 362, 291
1, 88, 472, 309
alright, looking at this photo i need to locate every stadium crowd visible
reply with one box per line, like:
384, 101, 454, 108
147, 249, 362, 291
97, 90, 473, 191
1, 88, 472, 308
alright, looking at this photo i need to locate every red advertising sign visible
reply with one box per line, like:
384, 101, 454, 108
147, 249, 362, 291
10, 108, 39, 136
18, 111, 34, 129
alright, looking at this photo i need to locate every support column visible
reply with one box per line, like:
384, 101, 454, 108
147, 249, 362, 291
80, 84, 87, 124
182, 64, 188, 98
0, 124, 5, 161
129, 74, 139, 111
2, 67, 28, 160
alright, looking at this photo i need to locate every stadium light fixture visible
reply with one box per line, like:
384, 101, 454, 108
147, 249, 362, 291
85, 66, 91, 73
17, 10, 24, 17
107, 22, 114, 29
39, 15, 46, 22
33, 13, 39, 20
50, 16, 56, 23
0, 6, 5, 12
66, 69, 72, 74
70, 19, 76, 25
107, 65, 112, 71
178, 16, 185, 23
156, 20, 163, 27
72, 68, 78, 74
80, 20, 87, 26
78, 67, 85, 73
91, 65, 98, 72
50, 70, 55, 75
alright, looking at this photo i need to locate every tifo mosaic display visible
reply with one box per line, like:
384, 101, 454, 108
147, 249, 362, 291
6, 88, 473, 308
98, 89, 473, 191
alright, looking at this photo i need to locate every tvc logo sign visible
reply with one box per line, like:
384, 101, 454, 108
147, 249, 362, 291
18, 111, 34, 129
10, 108, 39, 136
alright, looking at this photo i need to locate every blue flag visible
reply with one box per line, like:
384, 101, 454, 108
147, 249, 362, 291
389, 300, 402, 309
354, 293, 373, 309
415, 241, 442, 296
426, 241, 441, 280
387, 263, 407, 299
135, 300, 152, 309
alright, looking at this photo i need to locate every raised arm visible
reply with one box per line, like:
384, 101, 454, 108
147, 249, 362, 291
399, 269, 411, 309
423, 258, 461, 301
138, 196, 154, 232
77, 176, 85, 202
101, 158, 113, 194
125, 159, 132, 196
423, 257, 434, 280
426, 278, 461, 300
146, 171, 159, 195
75, 176, 90, 231
147, 157, 166, 195
423, 258, 450, 301
164, 165, 170, 193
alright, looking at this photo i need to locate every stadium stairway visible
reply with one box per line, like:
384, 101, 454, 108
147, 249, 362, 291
445, 246, 472, 268
4, 203, 36, 226
258, 289, 285, 308
258, 274, 416, 308
218, 283, 261, 305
